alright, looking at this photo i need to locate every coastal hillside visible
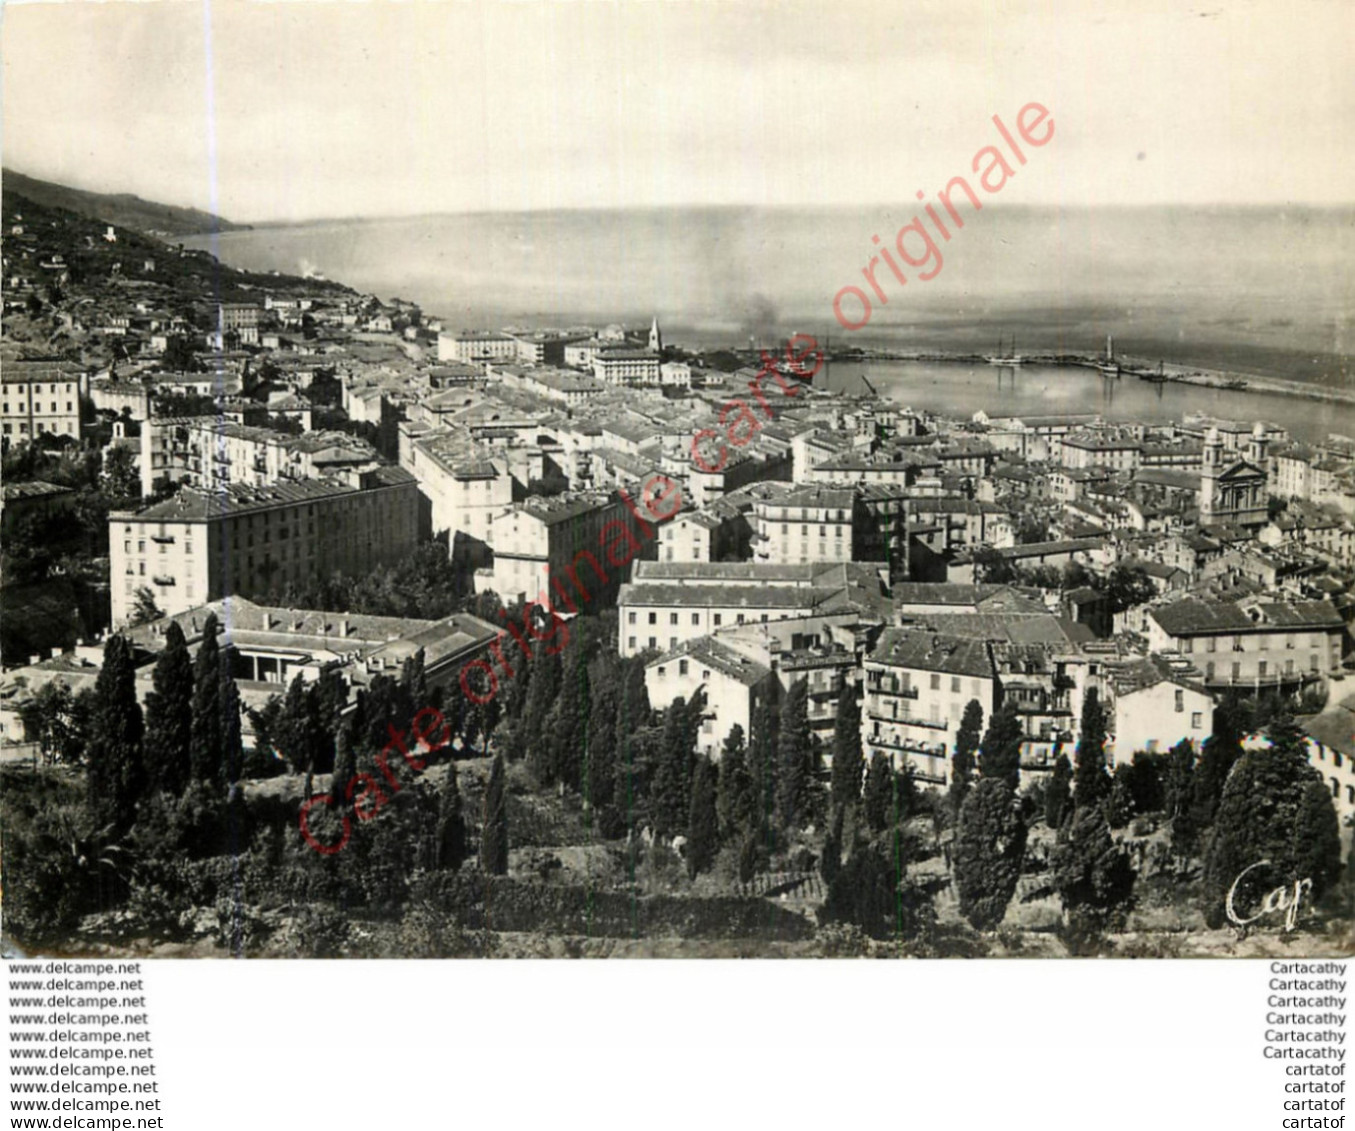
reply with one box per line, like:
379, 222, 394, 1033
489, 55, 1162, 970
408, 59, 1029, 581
2, 169, 250, 238
1, 178, 352, 344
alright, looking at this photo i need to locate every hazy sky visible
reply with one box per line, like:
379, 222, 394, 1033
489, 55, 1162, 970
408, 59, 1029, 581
3, 0, 1352, 222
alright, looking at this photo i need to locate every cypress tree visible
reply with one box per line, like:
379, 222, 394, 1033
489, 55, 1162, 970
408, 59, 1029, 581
1192, 698, 1244, 828
480, 753, 509, 875
949, 698, 984, 814
1072, 688, 1110, 808
821, 804, 843, 887
749, 689, 780, 838
86, 634, 146, 832
979, 700, 1023, 790
189, 613, 222, 783
1106, 763, 1135, 828
1051, 801, 1135, 932
219, 662, 244, 786
1044, 752, 1073, 829
330, 714, 358, 814
952, 777, 1026, 931
142, 621, 193, 796
621, 657, 651, 728
554, 634, 590, 794
776, 679, 812, 832
820, 839, 900, 939
829, 683, 864, 814
862, 750, 892, 833
315, 664, 347, 731
307, 665, 345, 777
498, 601, 533, 720
524, 642, 561, 781
1163, 737, 1198, 857
400, 647, 429, 710
686, 755, 719, 878
1294, 778, 1344, 900
587, 680, 619, 813
1126, 750, 1166, 814
650, 697, 692, 838
610, 733, 637, 835
716, 725, 755, 842
270, 674, 312, 775
359, 675, 400, 763
1202, 711, 1342, 926
437, 761, 467, 870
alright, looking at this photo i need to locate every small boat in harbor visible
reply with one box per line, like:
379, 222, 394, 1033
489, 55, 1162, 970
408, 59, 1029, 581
1096, 333, 1120, 377
986, 333, 1024, 367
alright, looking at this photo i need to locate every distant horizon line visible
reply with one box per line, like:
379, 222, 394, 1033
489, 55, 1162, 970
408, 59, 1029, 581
6, 166, 1354, 230
203, 199, 1355, 231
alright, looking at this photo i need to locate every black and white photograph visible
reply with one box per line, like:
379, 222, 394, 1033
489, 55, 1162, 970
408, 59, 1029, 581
1, 0, 1353, 966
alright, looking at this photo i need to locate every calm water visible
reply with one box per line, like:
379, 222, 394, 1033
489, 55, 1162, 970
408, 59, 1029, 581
828, 361, 1355, 446
191, 204, 1354, 394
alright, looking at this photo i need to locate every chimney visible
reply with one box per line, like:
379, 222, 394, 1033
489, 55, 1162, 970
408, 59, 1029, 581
339, 618, 350, 638
262, 612, 273, 630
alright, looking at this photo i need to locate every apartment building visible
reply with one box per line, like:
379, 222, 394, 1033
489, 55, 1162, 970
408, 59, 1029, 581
218, 303, 262, 331
1145, 596, 1345, 694
752, 485, 855, 565
660, 361, 692, 388
89, 380, 152, 422
1272, 444, 1355, 517
617, 560, 887, 658
658, 503, 747, 564
490, 364, 606, 406
591, 348, 661, 386
438, 330, 517, 363
863, 628, 997, 785
406, 433, 512, 562
484, 490, 656, 609
141, 417, 379, 496
1060, 431, 1142, 471
644, 636, 773, 760
1299, 690, 1355, 857
1, 359, 83, 441
1107, 654, 1215, 762
506, 332, 585, 367
110, 466, 419, 626
563, 339, 607, 370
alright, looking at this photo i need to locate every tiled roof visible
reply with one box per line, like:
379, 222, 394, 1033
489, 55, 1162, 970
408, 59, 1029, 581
119, 467, 413, 522
868, 628, 994, 680
1300, 694, 1355, 758
893, 583, 1017, 607
517, 492, 617, 525
2, 359, 84, 383
3, 479, 73, 501
1149, 597, 1343, 636
648, 635, 771, 687
1110, 653, 1212, 698
619, 582, 823, 610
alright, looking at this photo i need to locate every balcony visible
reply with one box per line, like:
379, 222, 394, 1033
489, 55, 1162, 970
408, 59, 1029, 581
152, 575, 176, 587
866, 679, 919, 699
907, 716, 950, 731
865, 707, 948, 731
1203, 671, 1322, 690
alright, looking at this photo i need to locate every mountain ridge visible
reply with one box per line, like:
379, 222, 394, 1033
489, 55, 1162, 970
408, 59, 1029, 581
2, 169, 250, 238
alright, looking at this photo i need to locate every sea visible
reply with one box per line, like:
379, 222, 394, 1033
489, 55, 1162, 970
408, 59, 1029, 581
187, 204, 1355, 443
